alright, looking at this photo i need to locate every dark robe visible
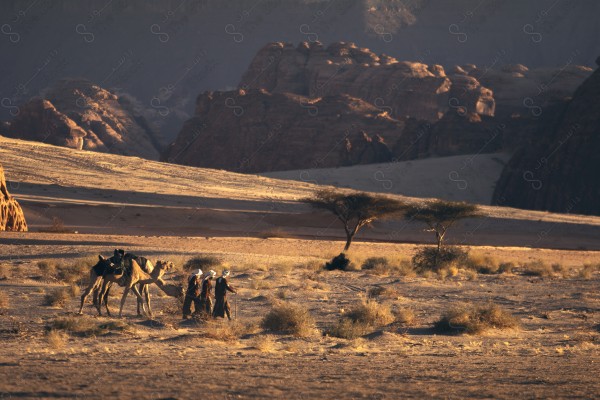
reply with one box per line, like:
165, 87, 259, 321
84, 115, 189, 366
212, 276, 236, 319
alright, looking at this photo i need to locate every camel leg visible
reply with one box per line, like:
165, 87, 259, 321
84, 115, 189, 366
97, 279, 111, 316
118, 285, 131, 318
103, 282, 112, 317
130, 284, 148, 317
143, 284, 152, 317
136, 283, 144, 316
79, 275, 100, 314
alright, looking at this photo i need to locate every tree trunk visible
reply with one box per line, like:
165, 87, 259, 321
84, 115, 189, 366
343, 233, 353, 252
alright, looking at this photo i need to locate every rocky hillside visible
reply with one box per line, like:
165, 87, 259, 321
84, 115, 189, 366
0, 163, 27, 231
493, 58, 600, 215
1, 79, 161, 159
162, 90, 404, 172
240, 41, 494, 122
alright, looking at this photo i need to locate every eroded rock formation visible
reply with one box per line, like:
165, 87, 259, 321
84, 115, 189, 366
0, 164, 27, 231
1, 79, 161, 159
162, 89, 404, 172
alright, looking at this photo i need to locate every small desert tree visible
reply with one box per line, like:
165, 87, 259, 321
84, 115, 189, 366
405, 199, 481, 251
305, 189, 407, 252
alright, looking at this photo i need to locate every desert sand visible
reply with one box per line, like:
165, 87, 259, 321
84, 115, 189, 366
1, 137, 599, 399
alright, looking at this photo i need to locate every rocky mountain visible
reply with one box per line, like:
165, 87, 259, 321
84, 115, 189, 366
0, 163, 27, 231
1, 79, 161, 159
493, 58, 600, 215
239, 41, 495, 122
162, 89, 404, 172
1, 0, 599, 140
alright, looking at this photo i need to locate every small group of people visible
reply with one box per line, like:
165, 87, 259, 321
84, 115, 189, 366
183, 268, 237, 320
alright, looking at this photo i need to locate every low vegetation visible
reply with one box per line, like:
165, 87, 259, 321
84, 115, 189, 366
44, 284, 80, 307
37, 257, 94, 284
412, 246, 468, 273
361, 257, 415, 276
49, 316, 134, 337
434, 303, 520, 334
329, 300, 396, 339
261, 302, 316, 337
183, 255, 222, 272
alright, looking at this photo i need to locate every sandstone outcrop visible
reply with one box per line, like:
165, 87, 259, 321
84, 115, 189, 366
162, 89, 404, 172
0, 164, 27, 231
1, 79, 161, 159
493, 62, 600, 215
239, 41, 495, 122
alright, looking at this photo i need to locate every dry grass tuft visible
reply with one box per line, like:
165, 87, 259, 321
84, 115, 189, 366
249, 334, 277, 352
467, 254, 499, 274
261, 302, 316, 337
46, 329, 69, 349
522, 261, 554, 277
361, 257, 416, 277
50, 316, 103, 337
345, 300, 395, 327
0, 290, 8, 309
44, 288, 71, 307
412, 246, 468, 274
37, 260, 57, 277
203, 320, 258, 342
579, 263, 600, 279
394, 308, 416, 326
498, 262, 515, 274
435, 303, 519, 334
328, 318, 371, 340
183, 255, 222, 272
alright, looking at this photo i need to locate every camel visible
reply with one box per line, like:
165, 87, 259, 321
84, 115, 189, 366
97, 256, 174, 318
97, 255, 174, 317
78, 255, 116, 315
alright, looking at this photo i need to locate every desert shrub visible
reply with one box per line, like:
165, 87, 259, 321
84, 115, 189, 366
46, 329, 68, 349
203, 320, 258, 342
579, 263, 600, 279
345, 300, 395, 327
50, 317, 102, 337
250, 334, 277, 352
328, 318, 371, 340
325, 253, 354, 271
57, 265, 87, 284
522, 260, 553, 277
394, 308, 416, 325
434, 303, 519, 334
39, 217, 74, 233
44, 288, 71, 307
367, 286, 400, 300
0, 290, 8, 309
467, 254, 499, 274
261, 302, 316, 337
275, 289, 290, 300
297, 260, 323, 272
498, 262, 515, 274
183, 255, 222, 272
37, 260, 57, 277
412, 246, 468, 273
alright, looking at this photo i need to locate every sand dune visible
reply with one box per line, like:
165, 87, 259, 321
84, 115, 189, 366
1, 136, 600, 250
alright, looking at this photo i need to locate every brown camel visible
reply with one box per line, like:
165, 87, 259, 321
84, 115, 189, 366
97, 257, 173, 318
98, 257, 174, 317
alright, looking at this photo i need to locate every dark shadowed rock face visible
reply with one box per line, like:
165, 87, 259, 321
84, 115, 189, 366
493, 63, 600, 215
2, 79, 161, 159
162, 89, 404, 173
0, 164, 27, 231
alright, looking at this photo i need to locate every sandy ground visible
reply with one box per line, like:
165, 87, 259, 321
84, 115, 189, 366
0, 234, 599, 399
263, 153, 512, 205
1, 137, 600, 398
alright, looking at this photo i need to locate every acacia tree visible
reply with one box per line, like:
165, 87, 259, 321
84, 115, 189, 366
404, 200, 481, 251
305, 189, 407, 252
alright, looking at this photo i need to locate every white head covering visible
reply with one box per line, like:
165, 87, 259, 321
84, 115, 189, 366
222, 270, 230, 278
189, 268, 203, 280
207, 270, 216, 278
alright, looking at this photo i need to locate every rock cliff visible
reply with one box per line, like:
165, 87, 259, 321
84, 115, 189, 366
1, 79, 161, 159
493, 60, 600, 215
0, 164, 27, 231
162, 89, 404, 172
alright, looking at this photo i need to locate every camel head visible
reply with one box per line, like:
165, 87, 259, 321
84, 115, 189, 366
155, 260, 174, 272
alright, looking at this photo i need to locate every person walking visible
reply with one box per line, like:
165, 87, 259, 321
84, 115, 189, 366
182, 269, 202, 319
199, 270, 216, 316
213, 270, 237, 320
